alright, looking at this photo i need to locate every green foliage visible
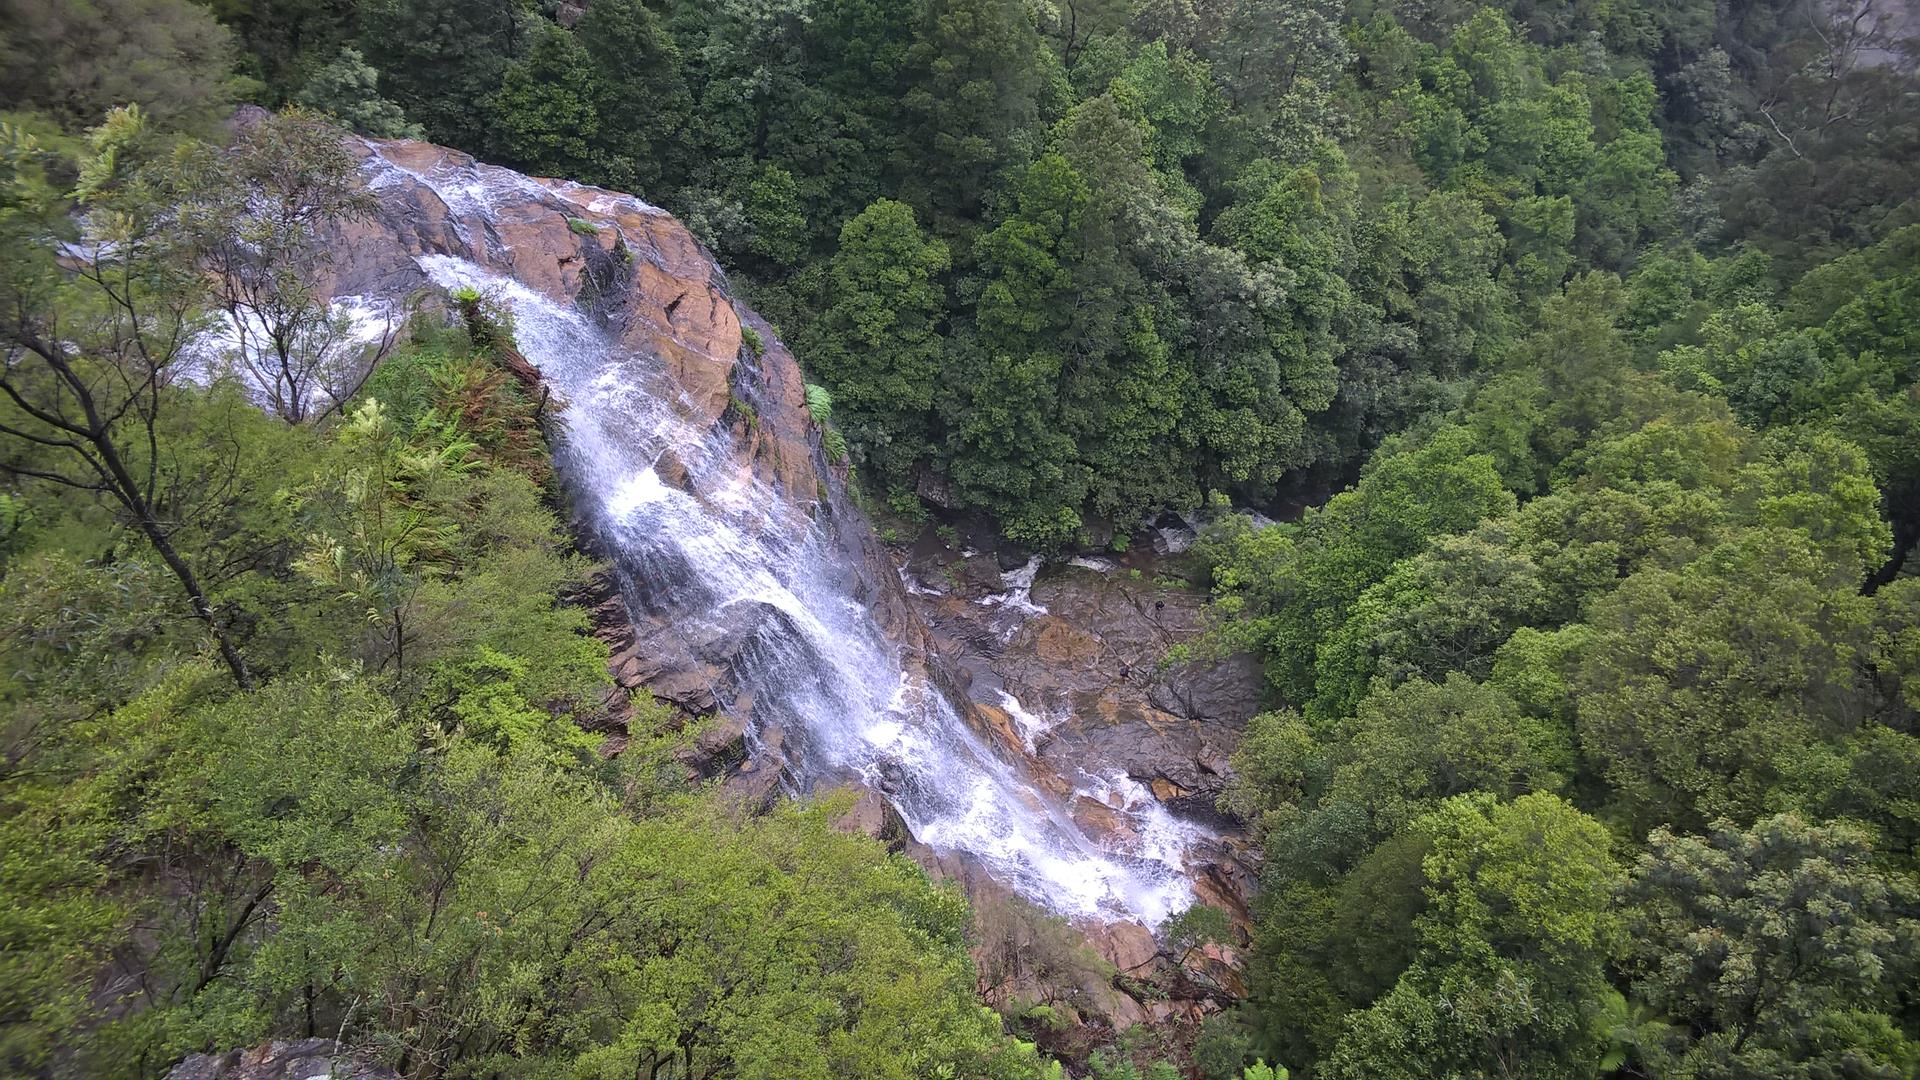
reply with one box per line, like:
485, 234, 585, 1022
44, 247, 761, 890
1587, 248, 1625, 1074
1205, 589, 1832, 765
489, 20, 600, 179
359, 0, 521, 154
824, 428, 851, 466
0, 0, 246, 134
798, 199, 950, 483
1320, 793, 1621, 1080
1204, 239, 1918, 1078
1621, 815, 1920, 1075
804, 382, 833, 425
10, 0, 1920, 1075
292, 46, 423, 138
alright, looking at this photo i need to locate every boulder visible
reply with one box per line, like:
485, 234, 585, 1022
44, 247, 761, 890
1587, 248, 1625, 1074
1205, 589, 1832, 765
1087, 919, 1160, 975
1148, 652, 1266, 724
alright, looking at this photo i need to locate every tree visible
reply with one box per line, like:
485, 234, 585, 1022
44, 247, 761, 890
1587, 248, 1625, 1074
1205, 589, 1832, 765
181, 109, 391, 424
0, 0, 243, 134
1323, 793, 1621, 1080
1322, 676, 1572, 837
1210, 0, 1351, 158
358, 0, 522, 155
898, 0, 1058, 222
1622, 814, 1920, 1074
0, 109, 254, 687
577, 0, 692, 194
1309, 526, 1551, 721
942, 152, 1092, 544
292, 47, 424, 139
488, 21, 600, 181
1574, 528, 1882, 833
799, 200, 950, 483
1212, 143, 1358, 431
1199, 423, 1516, 701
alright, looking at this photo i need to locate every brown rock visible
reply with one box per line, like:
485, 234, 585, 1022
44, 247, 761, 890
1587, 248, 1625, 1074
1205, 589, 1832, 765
1031, 618, 1104, 666
1068, 796, 1141, 847
168, 1040, 395, 1080
973, 700, 1029, 757
324, 137, 823, 511
691, 712, 749, 765
828, 783, 908, 847
1087, 919, 1160, 974
720, 758, 782, 815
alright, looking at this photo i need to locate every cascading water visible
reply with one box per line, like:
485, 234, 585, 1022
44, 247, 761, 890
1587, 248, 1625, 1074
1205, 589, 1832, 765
390, 154, 1205, 925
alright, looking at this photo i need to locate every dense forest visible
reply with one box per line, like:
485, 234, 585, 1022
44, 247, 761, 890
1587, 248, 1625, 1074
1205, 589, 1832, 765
3, 0, 1918, 1076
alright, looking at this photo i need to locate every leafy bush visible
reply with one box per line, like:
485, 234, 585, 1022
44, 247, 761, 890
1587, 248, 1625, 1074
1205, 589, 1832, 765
804, 382, 833, 425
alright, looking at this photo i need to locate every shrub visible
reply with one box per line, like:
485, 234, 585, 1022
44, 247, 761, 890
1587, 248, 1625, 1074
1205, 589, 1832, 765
567, 216, 599, 235
804, 383, 833, 425
740, 324, 765, 357
727, 392, 759, 431
887, 487, 930, 523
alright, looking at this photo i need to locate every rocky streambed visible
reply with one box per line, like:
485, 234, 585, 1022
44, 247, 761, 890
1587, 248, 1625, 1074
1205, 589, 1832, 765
889, 532, 1265, 1024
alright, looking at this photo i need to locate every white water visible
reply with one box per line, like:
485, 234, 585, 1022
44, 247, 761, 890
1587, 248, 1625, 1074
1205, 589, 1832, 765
387, 151, 1206, 924
996, 688, 1061, 754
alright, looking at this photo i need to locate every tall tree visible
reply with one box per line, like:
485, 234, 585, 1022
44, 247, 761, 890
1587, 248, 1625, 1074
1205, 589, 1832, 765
898, 0, 1059, 223
1622, 814, 1920, 1074
0, 109, 254, 687
577, 0, 692, 195
181, 109, 388, 423
0, 0, 243, 134
799, 199, 950, 484
359, 0, 523, 156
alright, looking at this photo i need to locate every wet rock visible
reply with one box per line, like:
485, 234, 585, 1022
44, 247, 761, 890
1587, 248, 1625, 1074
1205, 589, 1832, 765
720, 755, 783, 815
168, 1039, 395, 1080
1031, 618, 1105, 666
321, 137, 820, 509
690, 712, 749, 770
948, 554, 1009, 598
1087, 919, 1160, 975
1148, 652, 1266, 724
828, 783, 909, 847
1068, 796, 1141, 847
898, 536, 1263, 982
974, 699, 1030, 758
1178, 942, 1249, 1000
904, 842, 1155, 1029
995, 545, 1034, 572
916, 470, 954, 510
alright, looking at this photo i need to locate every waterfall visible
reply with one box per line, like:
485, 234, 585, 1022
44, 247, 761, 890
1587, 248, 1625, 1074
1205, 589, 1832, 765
391, 158, 1204, 925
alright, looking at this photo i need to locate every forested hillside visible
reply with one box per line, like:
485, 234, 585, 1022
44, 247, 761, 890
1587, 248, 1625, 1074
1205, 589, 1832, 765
3, 0, 1918, 1076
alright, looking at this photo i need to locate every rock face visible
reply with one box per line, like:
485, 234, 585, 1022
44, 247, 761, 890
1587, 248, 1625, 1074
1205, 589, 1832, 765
315, 133, 838, 787
896, 536, 1267, 1021
168, 1039, 396, 1080
320, 137, 818, 504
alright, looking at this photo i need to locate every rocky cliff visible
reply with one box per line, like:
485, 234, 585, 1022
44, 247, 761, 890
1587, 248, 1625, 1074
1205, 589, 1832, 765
318, 137, 818, 504
312, 133, 1259, 1031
